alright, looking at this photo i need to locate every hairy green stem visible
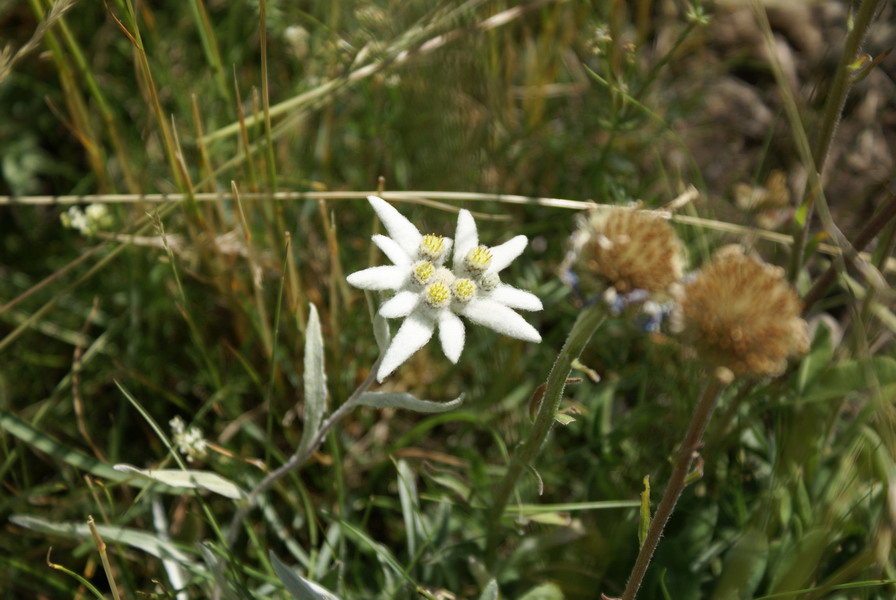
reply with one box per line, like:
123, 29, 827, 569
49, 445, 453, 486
224, 360, 380, 548
485, 303, 606, 565
619, 369, 731, 600
788, 0, 886, 281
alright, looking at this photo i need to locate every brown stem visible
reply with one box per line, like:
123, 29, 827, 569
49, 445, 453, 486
619, 369, 732, 600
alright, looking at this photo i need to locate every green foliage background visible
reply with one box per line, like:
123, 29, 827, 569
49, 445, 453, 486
1, 0, 894, 598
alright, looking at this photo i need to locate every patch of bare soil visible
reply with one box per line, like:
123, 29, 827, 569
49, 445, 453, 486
662, 2, 894, 239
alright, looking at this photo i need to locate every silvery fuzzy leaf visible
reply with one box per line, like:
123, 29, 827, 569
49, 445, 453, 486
270, 551, 341, 600
298, 303, 327, 457
478, 580, 500, 600
367, 291, 391, 354
10, 514, 193, 564
113, 464, 246, 500
353, 392, 464, 413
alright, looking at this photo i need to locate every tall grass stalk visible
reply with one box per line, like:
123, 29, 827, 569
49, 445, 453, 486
109, 0, 186, 191
87, 516, 121, 600
786, 0, 887, 281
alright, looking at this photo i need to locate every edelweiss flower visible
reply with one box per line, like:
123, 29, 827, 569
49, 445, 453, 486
346, 196, 453, 294
347, 197, 542, 382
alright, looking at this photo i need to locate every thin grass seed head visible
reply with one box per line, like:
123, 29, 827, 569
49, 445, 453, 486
567, 206, 686, 295
677, 246, 809, 376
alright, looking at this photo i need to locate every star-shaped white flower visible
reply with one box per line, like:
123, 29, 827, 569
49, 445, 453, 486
346, 196, 453, 293
347, 198, 542, 382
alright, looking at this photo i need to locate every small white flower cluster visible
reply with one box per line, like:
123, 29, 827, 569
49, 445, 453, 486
348, 196, 542, 382
59, 204, 113, 236
169, 416, 209, 463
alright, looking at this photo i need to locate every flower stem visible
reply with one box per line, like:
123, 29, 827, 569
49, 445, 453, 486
485, 302, 606, 566
224, 360, 380, 548
619, 368, 731, 600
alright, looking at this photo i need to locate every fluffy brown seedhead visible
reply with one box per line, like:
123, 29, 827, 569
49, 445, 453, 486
679, 246, 809, 376
568, 206, 686, 295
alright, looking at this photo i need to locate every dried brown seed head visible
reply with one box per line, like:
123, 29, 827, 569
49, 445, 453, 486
678, 246, 809, 376
568, 206, 686, 295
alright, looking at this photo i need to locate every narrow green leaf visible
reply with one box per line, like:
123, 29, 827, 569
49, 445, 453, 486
510, 500, 640, 514
10, 515, 193, 564
396, 459, 419, 559
270, 551, 340, 600
802, 357, 896, 402
767, 528, 828, 594
0, 408, 173, 492
353, 392, 464, 414
46, 550, 107, 600
424, 470, 472, 502
794, 202, 808, 227
527, 512, 571, 525
553, 413, 576, 426
112, 464, 245, 499
711, 528, 769, 600
795, 321, 833, 393
517, 582, 564, 600
199, 543, 240, 600
478, 580, 499, 600
338, 520, 407, 580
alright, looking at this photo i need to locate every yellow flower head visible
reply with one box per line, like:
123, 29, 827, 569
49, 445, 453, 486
419, 234, 447, 261
678, 246, 809, 376
465, 246, 493, 274
452, 278, 476, 303
412, 261, 436, 286
424, 281, 452, 308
